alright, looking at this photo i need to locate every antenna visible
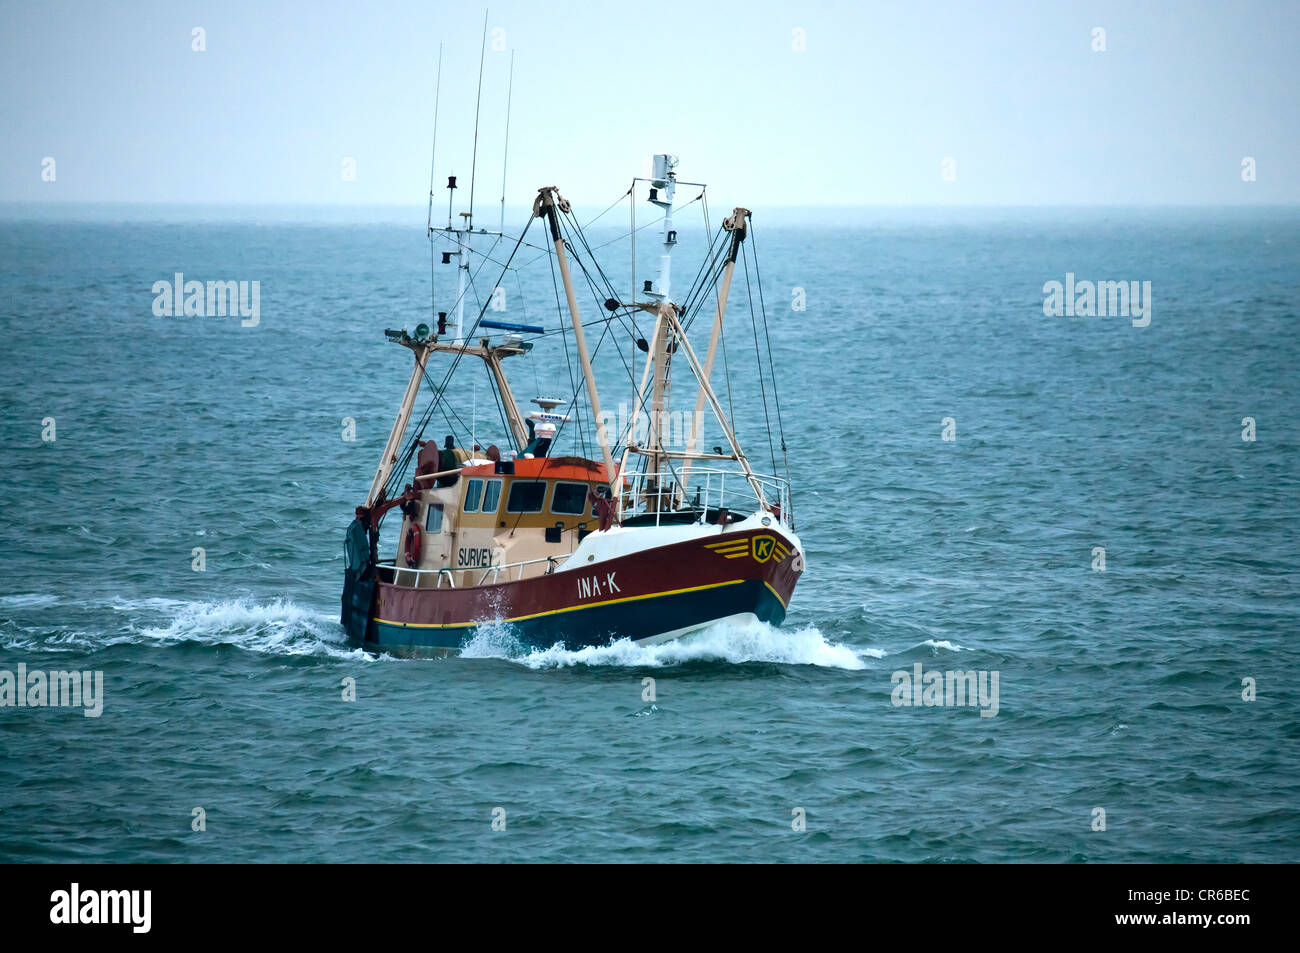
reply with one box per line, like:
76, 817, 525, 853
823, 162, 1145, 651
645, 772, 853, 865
426, 43, 443, 235
499, 49, 514, 233
427, 43, 443, 321
467, 10, 489, 227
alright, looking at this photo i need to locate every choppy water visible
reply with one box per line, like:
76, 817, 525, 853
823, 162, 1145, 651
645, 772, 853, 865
1, 208, 1297, 862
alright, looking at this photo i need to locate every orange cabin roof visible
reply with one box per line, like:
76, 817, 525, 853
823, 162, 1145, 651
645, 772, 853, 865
461, 455, 613, 482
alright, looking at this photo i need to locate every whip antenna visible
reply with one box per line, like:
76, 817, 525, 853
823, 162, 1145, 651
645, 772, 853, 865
467, 10, 488, 226
426, 42, 443, 319
499, 49, 514, 233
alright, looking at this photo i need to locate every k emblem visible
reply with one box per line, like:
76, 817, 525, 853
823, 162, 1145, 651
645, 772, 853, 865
753, 536, 775, 563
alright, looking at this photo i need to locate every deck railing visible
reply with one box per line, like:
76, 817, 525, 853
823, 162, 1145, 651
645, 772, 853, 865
375, 554, 567, 588
619, 466, 792, 529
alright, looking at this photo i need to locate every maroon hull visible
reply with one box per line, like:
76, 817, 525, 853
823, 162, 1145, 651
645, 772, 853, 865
368, 527, 802, 652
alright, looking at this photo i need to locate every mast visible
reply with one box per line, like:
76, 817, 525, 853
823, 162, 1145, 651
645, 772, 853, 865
440, 174, 472, 347
534, 186, 617, 486
681, 207, 748, 485
455, 205, 471, 346
644, 154, 678, 478
367, 32, 537, 511
617, 160, 772, 512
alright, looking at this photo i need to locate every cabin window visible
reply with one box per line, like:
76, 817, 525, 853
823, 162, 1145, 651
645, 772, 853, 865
425, 503, 444, 533
481, 478, 503, 514
464, 478, 484, 512
551, 482, 589, 515
506, 480, 546, 513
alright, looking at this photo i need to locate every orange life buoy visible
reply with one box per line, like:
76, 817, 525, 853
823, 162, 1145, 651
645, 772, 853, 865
404, 523, 423, 567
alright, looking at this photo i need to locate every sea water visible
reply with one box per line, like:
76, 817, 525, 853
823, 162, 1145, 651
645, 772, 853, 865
1, 207, 1297, 862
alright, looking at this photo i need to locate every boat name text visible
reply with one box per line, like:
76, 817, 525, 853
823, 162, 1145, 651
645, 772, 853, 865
578, 573, 620, 600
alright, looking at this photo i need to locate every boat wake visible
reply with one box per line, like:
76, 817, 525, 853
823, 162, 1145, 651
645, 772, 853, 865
128, 598, 365, 659
0, 595, 365, 660
4, 595, 876, 670
459, 616, 880, 670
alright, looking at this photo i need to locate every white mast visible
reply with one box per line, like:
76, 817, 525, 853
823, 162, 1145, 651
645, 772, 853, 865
646, 154, 678, 302
612, 161, 773, 515
645, 154, 678, 478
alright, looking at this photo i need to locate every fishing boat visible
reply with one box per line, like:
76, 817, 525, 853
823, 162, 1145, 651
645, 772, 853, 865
339, 149, 803, 655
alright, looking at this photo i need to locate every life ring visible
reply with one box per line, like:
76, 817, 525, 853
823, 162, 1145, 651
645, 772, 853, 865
404, 523, 423, 567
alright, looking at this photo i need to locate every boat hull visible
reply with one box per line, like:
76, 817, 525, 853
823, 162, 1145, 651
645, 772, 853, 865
361, 524, 802, 656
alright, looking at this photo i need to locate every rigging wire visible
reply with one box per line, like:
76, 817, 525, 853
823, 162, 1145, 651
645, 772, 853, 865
514, 188, 706, 272
741, 242, 778, 476
553, 213, 645, 457
516, 208, 647, 466
719, 296, 737, 448
746, 221, 790, 485
582, 185, 633, 230
544, 232, 586, 460
557, 192, 725, 463
629, 180, 636, 373
561, 227, 647, 396
677, 225, 729, 334
380, 212, 538, 505
380, 176, 785, 527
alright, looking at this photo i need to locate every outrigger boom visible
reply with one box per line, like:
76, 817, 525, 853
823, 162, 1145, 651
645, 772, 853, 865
535, 185, 618, 493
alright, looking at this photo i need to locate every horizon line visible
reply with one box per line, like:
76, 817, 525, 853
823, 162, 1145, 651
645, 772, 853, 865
4, 200, 1297, 210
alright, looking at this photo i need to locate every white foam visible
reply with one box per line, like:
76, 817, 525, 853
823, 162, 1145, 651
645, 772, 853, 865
131, 598, 367, 660
465, 616, 877, 670
920, 638, 967, 652
0, 593, 59, 608
458, 619, 528, 659
109, 596, 190, 613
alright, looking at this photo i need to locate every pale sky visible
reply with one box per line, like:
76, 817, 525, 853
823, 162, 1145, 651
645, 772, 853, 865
2, 0, 1297, 211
